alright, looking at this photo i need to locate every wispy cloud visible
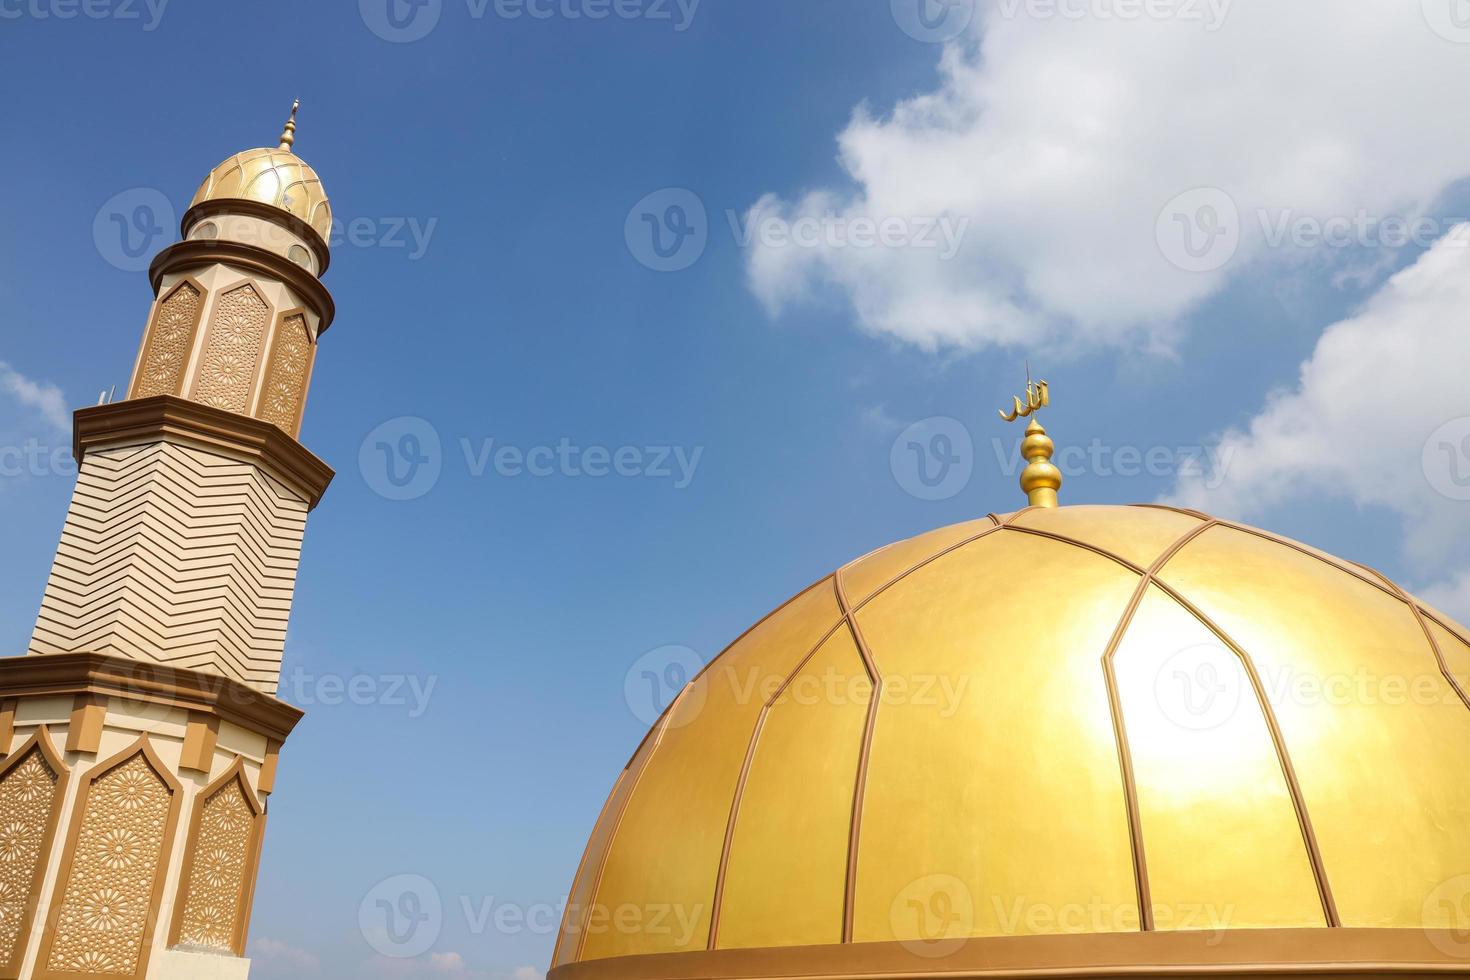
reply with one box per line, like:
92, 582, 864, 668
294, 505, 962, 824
0, 360, 69, 432
250, 938, 322, 977
1167, 223, 1470, 624
362, 952, 537, 980
746, 1, 1470, 353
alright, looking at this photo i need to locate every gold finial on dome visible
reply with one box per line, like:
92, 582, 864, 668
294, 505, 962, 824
277, 99, 300, 151
999, 366, 1062, 508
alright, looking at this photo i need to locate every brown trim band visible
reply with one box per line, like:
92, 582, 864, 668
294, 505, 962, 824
149, 239, 336, 333
0, 652, 304, 744
73, 395, 334, 510
181, 199, 331, 275
549, 928, 1470, 980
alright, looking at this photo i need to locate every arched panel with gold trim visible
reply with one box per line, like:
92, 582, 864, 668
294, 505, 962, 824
35, 736, 183, 980
254, 307, 315, 437
0, 727, 68, 980
169, 757, 265, 956
188, 281, 273, 415
129, 279, 205, 400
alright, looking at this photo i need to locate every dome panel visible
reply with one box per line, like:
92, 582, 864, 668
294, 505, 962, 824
1159, 525, 1470, 928
1426, 617, 1470, 696
553, 727, 660, 969
190, 148, 333, 244
842, 518, 996, 608
1010, 505, 1206, 569
1113, 584, 1324, 929
554, 506, 1470, 979
851, 531, 1140, 940
717, 626, 870, 950
583, 578, 843, 960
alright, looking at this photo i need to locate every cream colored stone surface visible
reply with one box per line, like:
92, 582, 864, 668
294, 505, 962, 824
28, 438, 309, 694
9, 697, 267, 979
152, 947, 253, 980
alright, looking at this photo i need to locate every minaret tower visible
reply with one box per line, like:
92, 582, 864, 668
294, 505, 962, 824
0, 104, 337, 979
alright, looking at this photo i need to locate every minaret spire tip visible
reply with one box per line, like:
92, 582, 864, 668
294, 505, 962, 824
277, 99, 300, 151
998, 369, 1061, 508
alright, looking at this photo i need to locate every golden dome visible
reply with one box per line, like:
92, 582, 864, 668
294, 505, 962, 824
189, 103, 329, 245
189, 147, 331, 243
551, 504, 1470, 979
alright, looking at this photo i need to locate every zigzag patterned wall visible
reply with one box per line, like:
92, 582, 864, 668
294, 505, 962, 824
29, 440, 309, 694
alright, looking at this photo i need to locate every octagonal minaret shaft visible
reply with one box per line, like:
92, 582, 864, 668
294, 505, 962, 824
0, 103, 333, 980
28, 104, 337, 697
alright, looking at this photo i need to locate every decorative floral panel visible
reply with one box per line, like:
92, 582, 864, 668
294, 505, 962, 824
0, 746, 59, 967
174, 776, 256, 952
45, 753, 172, 977
132, 283, 202, 399
256, 312, 313, 437
194, 283, 269, 414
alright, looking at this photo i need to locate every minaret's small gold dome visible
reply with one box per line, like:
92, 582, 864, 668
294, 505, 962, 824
188, 103, 331, 244
552, 503, 1470, 980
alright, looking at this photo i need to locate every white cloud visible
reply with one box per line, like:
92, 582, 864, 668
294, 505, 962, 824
0, 360, 69, 432
1167, 225, 1470, 623
746, 0, 1470, 352
250, 938, 322, 976
362, 952, 515, 980
1422, 570, 1470, 626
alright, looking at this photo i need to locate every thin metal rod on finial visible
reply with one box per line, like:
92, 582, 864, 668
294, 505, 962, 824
278, 99, 300, 151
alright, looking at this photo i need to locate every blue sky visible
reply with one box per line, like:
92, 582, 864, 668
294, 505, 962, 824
4, 1, 1470, 977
